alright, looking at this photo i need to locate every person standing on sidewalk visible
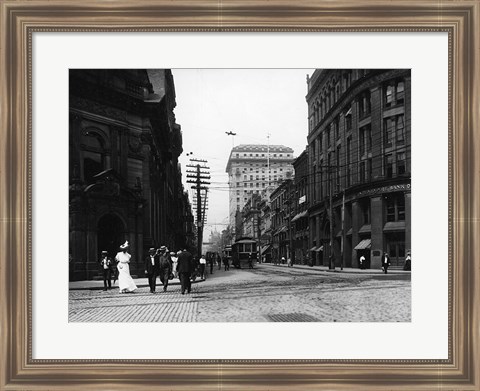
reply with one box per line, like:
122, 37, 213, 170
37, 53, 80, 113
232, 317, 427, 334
382, 252, 390, 274
157, 246, 172, 292
404, 251, 411, 271
217, 253, 222, 270
359, 255, 365, 270
177, 249, 193, 294
144, 247, 159, 293
99, 250, 113, 291
115, 241, 137, 293
199, 254, 207, 279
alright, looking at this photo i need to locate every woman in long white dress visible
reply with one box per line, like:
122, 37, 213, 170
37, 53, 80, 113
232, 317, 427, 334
115, 241, 137, 293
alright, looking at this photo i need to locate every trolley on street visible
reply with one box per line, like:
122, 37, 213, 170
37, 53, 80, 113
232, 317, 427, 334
231, 237, 257, 268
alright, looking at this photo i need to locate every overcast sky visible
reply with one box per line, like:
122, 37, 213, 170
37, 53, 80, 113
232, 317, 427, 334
173, 69, 315, 240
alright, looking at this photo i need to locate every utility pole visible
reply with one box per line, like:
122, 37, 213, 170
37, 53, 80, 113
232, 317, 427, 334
186, 158, 210, 258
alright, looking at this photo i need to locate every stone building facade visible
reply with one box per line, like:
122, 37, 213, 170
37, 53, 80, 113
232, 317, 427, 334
69, 69, 193, 281
226, 144, 294, 235
291, 148, 310, 264
306, 69, 411, 269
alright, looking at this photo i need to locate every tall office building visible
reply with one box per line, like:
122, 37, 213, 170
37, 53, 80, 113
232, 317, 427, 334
225, 144, 294, 233
306, 69, 411, 269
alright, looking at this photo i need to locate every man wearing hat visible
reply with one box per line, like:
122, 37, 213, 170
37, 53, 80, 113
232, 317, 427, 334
99, 250, 113, 291
144, 247, 159, 293
176, 248, 193, 294
157, 246, 173, 292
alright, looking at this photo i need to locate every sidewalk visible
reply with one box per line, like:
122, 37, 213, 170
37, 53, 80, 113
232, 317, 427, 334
260, 262, 411, 275
69, 264, 231, 291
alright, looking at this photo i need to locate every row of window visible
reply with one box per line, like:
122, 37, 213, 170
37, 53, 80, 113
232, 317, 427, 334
235, 152, 291, 158
356, 194, 406, 226
310, 113, 406, 163
235, 179, 283, 188
311, 150, 408, 202
309, 77, 406, 132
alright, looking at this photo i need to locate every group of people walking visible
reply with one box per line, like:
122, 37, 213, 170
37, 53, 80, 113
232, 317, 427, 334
197, 253, 231, 279
99, 241, 196, 295
99, 241, 138, 293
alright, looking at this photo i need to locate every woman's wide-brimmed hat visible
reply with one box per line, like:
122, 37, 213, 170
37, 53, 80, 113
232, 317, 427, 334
120, 241, 129, 249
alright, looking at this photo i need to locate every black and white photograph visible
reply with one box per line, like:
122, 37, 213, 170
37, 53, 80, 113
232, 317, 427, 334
68, 68, 411, 323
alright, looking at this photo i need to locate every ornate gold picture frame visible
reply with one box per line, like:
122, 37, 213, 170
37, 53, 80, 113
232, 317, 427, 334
1, 0, 479, 389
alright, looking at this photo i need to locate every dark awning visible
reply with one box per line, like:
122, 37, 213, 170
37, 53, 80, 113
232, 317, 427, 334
260, 245, 272, 255
383, 221, 406, 232
291, 210, 308, 222
354, 239, 371, 250
358, 224, 372, 233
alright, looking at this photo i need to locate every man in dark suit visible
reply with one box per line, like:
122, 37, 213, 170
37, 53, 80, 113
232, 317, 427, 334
158, 246, 172, 292
99, 250, 113, 291
176, 249, 193, 294
144, 247, 159, 293
382, 252, 391, 274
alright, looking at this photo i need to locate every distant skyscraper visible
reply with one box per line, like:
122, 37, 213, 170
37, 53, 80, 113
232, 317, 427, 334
225, 144, 294, 233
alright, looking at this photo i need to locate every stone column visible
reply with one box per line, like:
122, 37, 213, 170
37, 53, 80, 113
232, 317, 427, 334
316, 215, 321, 265
405, 192, 411, 253
351, 200, 361, 267
343, 202, 352, 267
370, 86, 383, 180
370, 196, 384, 269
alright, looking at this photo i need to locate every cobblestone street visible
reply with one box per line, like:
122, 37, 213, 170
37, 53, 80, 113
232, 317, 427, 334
69, 264, 410, 322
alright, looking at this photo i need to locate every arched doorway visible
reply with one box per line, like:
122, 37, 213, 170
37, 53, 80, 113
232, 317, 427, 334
97, 214, 126, 259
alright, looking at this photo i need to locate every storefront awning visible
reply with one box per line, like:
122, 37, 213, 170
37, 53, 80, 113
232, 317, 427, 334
260, 245, 272, 255
354, 239, 371, 250
291, 210, 308, 222
358, 224, 372, 233
383, 221, 406, 232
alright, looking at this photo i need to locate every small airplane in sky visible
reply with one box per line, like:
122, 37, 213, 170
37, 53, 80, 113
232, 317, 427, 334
225, 131, 237, 136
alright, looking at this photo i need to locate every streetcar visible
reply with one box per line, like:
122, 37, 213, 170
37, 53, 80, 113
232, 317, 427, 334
231, 237, 257, 268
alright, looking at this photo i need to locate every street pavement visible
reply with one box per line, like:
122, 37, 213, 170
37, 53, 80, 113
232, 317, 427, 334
69, 263, 411, 322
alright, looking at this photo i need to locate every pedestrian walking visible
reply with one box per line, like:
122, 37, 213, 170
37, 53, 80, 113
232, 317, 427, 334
248, 252, 253, 269
287, 257, 293, 268
170, 251, 178, 278
382, 252, 390, 274
223, 254, 229, 271
217, 253, 222, 270
209, 254, 214, 274
176, 249, 193, 294
404, 251, 411, 271
144, 247, 159, 293
157, 246, 172, 292
199, 254, 207, 279
359, 255, 365, 270
115, 241, 137, 293
99, 250, 113, 291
